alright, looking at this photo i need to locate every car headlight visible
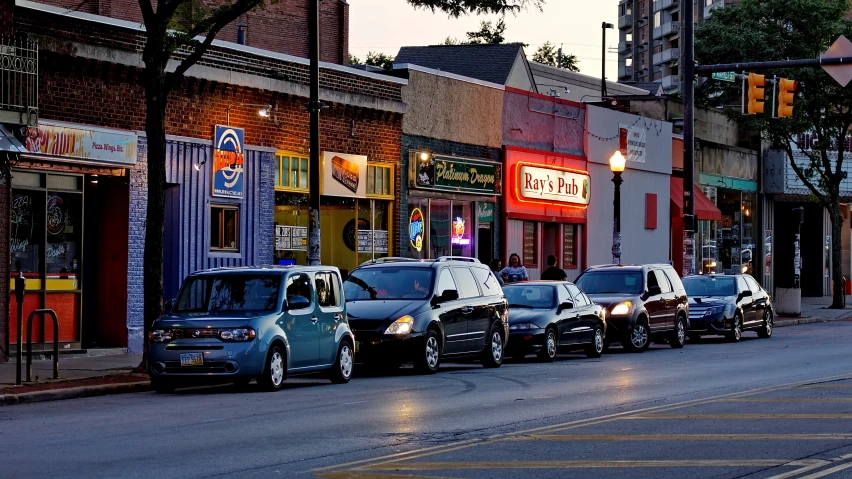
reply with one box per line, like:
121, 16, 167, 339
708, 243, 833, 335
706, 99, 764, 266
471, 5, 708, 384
509, 322, 539, 331
384, 316, 414, 335
703, 306, 725, 317
610, 301, 632, 316
149, 329, 173, 343
219, 328, 256, 341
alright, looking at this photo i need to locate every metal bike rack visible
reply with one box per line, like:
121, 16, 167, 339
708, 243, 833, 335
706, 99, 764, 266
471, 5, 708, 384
25, 309, 59, 382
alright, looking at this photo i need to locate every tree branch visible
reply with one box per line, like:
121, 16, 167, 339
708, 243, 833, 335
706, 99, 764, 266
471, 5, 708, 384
406, 0, 543, 17
785, 137, 832, 210
138, 0, 155, 26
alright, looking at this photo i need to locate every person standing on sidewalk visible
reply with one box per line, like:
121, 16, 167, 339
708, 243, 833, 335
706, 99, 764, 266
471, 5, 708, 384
541, 254, 567, 281
500, 253, 529, 284
489, 258, 505, 286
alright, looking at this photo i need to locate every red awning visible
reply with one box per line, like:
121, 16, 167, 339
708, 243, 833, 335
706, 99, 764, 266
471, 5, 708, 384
670, 177, 722, 221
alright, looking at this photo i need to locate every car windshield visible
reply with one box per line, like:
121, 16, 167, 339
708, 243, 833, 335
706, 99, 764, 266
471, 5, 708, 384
174, 274, 281, 313
575, 271, 644, 295
682, 276, 737, 297
344, 267, 434, 301
503, 285, 556, 309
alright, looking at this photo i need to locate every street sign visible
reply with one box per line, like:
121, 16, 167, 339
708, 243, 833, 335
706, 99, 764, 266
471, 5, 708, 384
822, 35, 852, 87
711, 71, 736, 82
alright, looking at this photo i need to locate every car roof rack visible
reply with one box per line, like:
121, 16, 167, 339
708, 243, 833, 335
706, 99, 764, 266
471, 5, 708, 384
436, 256, 481, 263
359, 257, 422, 267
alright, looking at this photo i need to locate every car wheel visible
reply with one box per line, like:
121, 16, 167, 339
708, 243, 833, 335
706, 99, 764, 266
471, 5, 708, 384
670, 315, 687, 349
586, 326, 604, 358
414, 329, 441, 374
726, 314, 743, 343
688, 333, 701, 342
329, 339, 354, 384
622, 321, 650, 352
481, 324, 505, 368
536, 327, 558, 362
258, 345, 286, 391
150, 377, 175, 394
758, 310, 773, 339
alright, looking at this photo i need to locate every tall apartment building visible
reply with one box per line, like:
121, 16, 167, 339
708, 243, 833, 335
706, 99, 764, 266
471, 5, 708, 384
617, 0, 730, 94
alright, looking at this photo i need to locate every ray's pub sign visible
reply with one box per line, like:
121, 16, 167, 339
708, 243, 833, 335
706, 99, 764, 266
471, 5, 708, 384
414, 153, 501, 195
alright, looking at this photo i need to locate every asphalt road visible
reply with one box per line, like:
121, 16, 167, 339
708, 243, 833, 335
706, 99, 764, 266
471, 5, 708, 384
3, 321, 852, 479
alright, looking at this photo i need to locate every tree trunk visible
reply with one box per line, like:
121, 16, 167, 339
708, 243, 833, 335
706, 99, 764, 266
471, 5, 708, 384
829, 199, 845, 309
138, 37, 170, 371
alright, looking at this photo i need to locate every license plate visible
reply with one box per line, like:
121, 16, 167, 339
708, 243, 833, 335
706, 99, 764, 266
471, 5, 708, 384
354, 341, 360, 353
180, 353, 204, 366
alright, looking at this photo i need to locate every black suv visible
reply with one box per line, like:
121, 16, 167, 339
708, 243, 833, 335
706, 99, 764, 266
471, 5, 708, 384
343, 257, 509, 373
575, 264, 689, 352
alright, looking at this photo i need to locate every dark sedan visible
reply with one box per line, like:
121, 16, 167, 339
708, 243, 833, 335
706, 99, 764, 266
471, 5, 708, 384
504, 282, 606, 361
682, 274, 774, 342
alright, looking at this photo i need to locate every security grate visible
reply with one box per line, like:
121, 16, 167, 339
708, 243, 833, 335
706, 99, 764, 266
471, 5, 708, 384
0, 37, 38, 125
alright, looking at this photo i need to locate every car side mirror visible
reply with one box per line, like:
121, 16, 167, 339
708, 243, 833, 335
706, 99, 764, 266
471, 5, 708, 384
432, 290, 459, 305
741, 290, 753, 298
648, 286, 662, 297
286, 295, 311, 310
558, 301, 574, 313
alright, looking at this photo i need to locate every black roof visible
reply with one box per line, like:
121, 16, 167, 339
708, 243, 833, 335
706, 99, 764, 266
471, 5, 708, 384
395, 43, 525, 85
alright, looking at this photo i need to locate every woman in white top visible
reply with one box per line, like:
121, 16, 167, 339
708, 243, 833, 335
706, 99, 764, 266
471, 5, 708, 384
500, 253, 529, 284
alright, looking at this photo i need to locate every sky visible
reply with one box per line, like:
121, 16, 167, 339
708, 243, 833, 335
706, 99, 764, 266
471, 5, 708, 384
349, 1, 619, 80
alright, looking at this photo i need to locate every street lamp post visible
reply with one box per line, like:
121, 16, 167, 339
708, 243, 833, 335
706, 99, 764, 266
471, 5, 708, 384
610, 151, 626, 265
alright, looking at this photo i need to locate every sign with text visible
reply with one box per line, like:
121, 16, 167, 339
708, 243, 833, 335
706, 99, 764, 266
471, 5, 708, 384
416, 154, 500, 195
358, 230, 389, 254
323, 152, 367, 198
711, 71, 736, 82
213, 125, 245, 198
24, 120, 137, 166
275, 225, 307, 251
619, 124, 646, 163
516, 163, 590, 207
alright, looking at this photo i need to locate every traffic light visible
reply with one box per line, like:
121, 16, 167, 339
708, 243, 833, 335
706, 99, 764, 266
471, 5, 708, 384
778, 78, 796, 118
747, 73, 766, 115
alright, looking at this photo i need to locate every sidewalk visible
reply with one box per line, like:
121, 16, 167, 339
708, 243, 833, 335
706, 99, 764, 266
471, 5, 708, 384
0, 354, 149, 405
776, 295, 852, 327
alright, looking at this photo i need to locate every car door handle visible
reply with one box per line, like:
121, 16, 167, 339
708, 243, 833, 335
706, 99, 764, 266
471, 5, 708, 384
333, 313, 342, 323
461, 306, 474, 314
310, 316, 318, 324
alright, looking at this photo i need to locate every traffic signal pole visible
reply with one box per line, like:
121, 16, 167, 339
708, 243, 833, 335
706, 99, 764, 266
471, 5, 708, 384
682, 4, 696, 277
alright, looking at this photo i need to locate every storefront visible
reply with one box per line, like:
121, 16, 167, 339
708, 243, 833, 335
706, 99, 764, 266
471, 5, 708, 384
503, 147, 588, 281
695, 176, 758, 276
669, 177, 723, 276
405, 151, 501, 263
9, 120, 137, 351
273, 151, 394, 277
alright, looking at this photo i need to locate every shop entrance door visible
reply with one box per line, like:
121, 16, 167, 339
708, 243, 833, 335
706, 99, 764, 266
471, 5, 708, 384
477, 224, 493, 265
542, 223, 560, 267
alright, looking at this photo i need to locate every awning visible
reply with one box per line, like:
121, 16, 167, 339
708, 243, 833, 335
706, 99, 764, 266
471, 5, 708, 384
670, 177, 722, 221
0, 124, 26, 154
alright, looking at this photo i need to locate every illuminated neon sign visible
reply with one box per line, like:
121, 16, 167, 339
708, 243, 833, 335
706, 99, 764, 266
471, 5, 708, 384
451, 217, 470, 245
515, 162, 590, 209
409, 208, 424, 252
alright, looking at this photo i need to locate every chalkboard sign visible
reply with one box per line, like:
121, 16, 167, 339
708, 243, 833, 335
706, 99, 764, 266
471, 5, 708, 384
275, 225, 307, 251
523, 221, 536, 266
563, 225, 576, 268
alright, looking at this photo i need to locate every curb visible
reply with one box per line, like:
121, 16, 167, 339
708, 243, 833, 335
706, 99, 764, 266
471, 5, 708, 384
775, 316, 850, 328
0, 381, 150, 406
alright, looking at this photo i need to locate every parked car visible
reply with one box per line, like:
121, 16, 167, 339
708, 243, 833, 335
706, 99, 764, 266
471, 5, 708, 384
681, 273, 773, 342
504, 281, 606, 361
343, 257, 509, 374
148, 266, 354, 393
575, 264, 689, 352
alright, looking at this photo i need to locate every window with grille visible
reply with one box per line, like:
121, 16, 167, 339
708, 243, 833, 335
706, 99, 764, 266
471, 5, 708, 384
367, 163, 394, 198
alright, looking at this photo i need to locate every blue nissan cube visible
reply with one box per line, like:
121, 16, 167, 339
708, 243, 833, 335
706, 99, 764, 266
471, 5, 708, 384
148, 266, 354, 393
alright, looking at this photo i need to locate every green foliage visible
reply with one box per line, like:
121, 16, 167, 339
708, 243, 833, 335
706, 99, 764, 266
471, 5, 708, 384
365, 51, 396, 70
444, 36, 461, 45
406, 0, 543, 18
695, 0, 852, 203
532, 41, 579, 72
466, 18, 507, 44
348, 53, 362, 65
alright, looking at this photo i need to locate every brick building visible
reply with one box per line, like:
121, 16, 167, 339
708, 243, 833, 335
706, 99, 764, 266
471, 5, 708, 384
1, 0, 403, 356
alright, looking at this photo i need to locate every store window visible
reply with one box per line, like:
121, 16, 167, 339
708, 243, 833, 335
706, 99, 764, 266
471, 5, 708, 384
523, 221, 538, 267
407, 198, 427, 259
274, 193, 308, 266
275, 152, 309, 191
431, 200, 452, 257
211, 205, 239, 251
367, 164, 393, 198
451, 202, 474, 258
563, 224, 578, 269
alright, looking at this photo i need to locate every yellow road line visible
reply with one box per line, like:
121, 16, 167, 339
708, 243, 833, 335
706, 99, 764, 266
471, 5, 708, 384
317, 473, 461, 479
630, 414, 852, 419
719, 398, 852, 403
795, 461, 852, 479
311, 373, 852, 474
512, 434, 852, 442
363, 459, 821, 471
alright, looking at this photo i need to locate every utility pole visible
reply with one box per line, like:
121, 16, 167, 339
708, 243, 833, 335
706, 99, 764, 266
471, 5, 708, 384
682, 2, 696, 277
602, 22, 614, 97
308, 0, 321, 266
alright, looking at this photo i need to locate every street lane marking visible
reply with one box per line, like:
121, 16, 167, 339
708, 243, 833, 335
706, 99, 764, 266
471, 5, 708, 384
630, 414, 852, 419
766, 460, 834, 479
511, 434, 852, 442
311, 373, 852, 474
793, 461, 852, 479
796, 385, 852, 389
719, 398, 852, 403
362, 459, 822, 471
317, 473, 460, 479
